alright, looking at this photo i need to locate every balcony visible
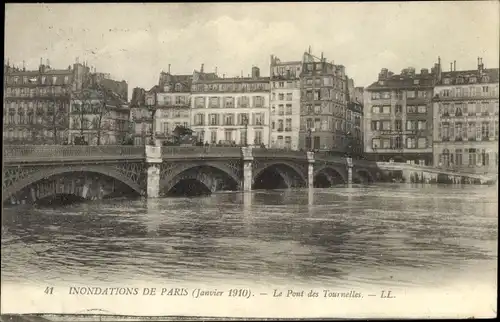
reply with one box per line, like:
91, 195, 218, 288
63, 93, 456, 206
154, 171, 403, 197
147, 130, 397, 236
161, 146, 241, 159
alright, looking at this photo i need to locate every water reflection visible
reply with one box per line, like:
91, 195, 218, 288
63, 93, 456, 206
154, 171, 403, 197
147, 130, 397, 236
1, 184, 497, 289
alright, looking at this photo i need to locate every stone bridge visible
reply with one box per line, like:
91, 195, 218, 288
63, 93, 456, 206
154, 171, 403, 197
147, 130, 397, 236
3, 145, 497, 205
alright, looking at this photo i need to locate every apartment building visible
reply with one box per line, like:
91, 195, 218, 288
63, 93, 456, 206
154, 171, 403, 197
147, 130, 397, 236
269, 55, 301, 150
190, 66, 270, 146
130, 87, 152, 146
69, 73, 130, 145
433, 58, 499, 173
364, 62, 438, 164
155, 69, 192, 143
299, 50, 350, 151
3, 59, 89, 144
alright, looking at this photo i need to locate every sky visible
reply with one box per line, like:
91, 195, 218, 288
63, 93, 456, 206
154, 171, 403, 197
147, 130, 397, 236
5, 2, 499, 99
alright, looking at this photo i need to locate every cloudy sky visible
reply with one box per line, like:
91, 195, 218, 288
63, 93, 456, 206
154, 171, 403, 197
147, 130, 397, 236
5, 2, 499, 97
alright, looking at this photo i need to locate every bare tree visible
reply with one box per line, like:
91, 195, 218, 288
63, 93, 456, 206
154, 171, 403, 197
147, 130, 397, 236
42, 91, 69, 144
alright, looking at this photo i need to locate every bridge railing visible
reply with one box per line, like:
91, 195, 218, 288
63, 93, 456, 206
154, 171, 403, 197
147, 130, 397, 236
252, 148, 307, 159
4, 145, 145, 162
161, 146, 242, 158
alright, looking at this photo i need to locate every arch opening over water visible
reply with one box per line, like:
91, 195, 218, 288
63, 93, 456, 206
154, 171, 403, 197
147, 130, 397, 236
4, 171, 140, 207
253, 163, 306, 190
314, 167, 346, 188
163, 165, 239, 197
356, 169, 374, 184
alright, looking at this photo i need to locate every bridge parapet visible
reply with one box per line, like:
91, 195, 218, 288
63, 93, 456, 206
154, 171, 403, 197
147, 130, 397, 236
253, 148, 307, 159
4, 145, 145, 163
161, 146, 242, 159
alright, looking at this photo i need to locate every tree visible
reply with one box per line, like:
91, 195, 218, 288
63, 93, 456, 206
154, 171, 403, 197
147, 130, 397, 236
42, 91, 70, 144
71, 76, 112, 145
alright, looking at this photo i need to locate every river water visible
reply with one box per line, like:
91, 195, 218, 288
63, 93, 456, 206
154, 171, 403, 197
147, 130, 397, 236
1, 184, 498, 316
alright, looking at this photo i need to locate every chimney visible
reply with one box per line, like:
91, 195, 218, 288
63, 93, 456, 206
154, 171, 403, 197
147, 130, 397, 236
215, 66, 218, 75
321, 52, 324, 61
22, 60, 25, 71
453, 60, 456, 71
40, 57, 43, 66
241, 70, 243, 78
252, 66, 260, 78
308, 45, 311, 54
200, 63, 204, 73
450, 62, 453, 72
223, 74, 225, 78
168, 64, 171, 73
478, 57, 484, 74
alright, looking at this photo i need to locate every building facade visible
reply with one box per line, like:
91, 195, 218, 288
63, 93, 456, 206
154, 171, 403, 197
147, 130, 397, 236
269, 55, 301, 150
3, 60, 90, 144
364, 63, 438, 164
190, 67, 271, 146
130, 87, 153, 146
432, 58, 499, 174
155, 71, 192, 144
69, 74, 130, 145
299, 51, 350, 152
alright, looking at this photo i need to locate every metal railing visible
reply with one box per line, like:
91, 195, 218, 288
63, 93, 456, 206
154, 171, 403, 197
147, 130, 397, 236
4, 145, 145, 162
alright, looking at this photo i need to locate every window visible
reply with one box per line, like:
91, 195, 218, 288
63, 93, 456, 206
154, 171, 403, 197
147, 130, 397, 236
305, 118, 313, 130
418, 105, 427, 113
394, 136, 402, 149
469, 77, 477, 84
382, 139, 390, 149
372, 138, 381, 149
210, 130, 217, 144
406, 91, 416, 99
314, 104, 321, 114
254, 130, 263, 145
195, 97, 205, 108
278, 93, 284, 100
209, 114, 218, 125
224, 97, 235, 108
407, 105, 417, 113
395, 120, 402, 131
286, 93, 292, 101
395, 105, 403, 113
209, 97, 220, 108
481, 122, 490, 139
314, 118, 320, 130
382, 121, 391, 130
442, 103, 450, 116
313, 136, 320, 149
278, 105, 284, 115
371, 92, 380, 100
285, 118, 292, 131
372, 106, 381, 114
239, 96, 249, 108
406, 120, 417, 130
253, 113, 262, 126
194, 113, 204, 126
224, 114, 234, 126
382, 105, 390, 114
381, 92, 391, 99
406, 137, 416, 148
285, 104, 292, 115
371, 121, 380, 131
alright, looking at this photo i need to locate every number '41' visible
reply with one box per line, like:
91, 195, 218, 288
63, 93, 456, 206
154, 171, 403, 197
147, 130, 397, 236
44, 287, 54, 295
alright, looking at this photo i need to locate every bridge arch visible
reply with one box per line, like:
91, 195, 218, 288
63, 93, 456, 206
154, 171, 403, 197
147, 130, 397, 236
313, 165, 347, 187
3, 165, 143, 203
355, 168, 375, 183
253, 161, 307, 189
161, 163, 240, 195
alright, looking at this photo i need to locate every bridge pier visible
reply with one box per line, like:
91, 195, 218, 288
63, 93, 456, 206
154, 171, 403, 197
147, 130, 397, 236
307, 151, 315, 188
145, 145, 162, 198
241, 147, 253, 191
346, 157, 353, 186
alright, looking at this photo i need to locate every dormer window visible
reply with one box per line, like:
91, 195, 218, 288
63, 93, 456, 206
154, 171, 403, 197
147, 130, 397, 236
378, 80, 385, 85
175, 83, 182, 91
457, 77, 464, 84
443, 78, 450, 85
482, 76, 490, 83
469, 77, 477, 83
